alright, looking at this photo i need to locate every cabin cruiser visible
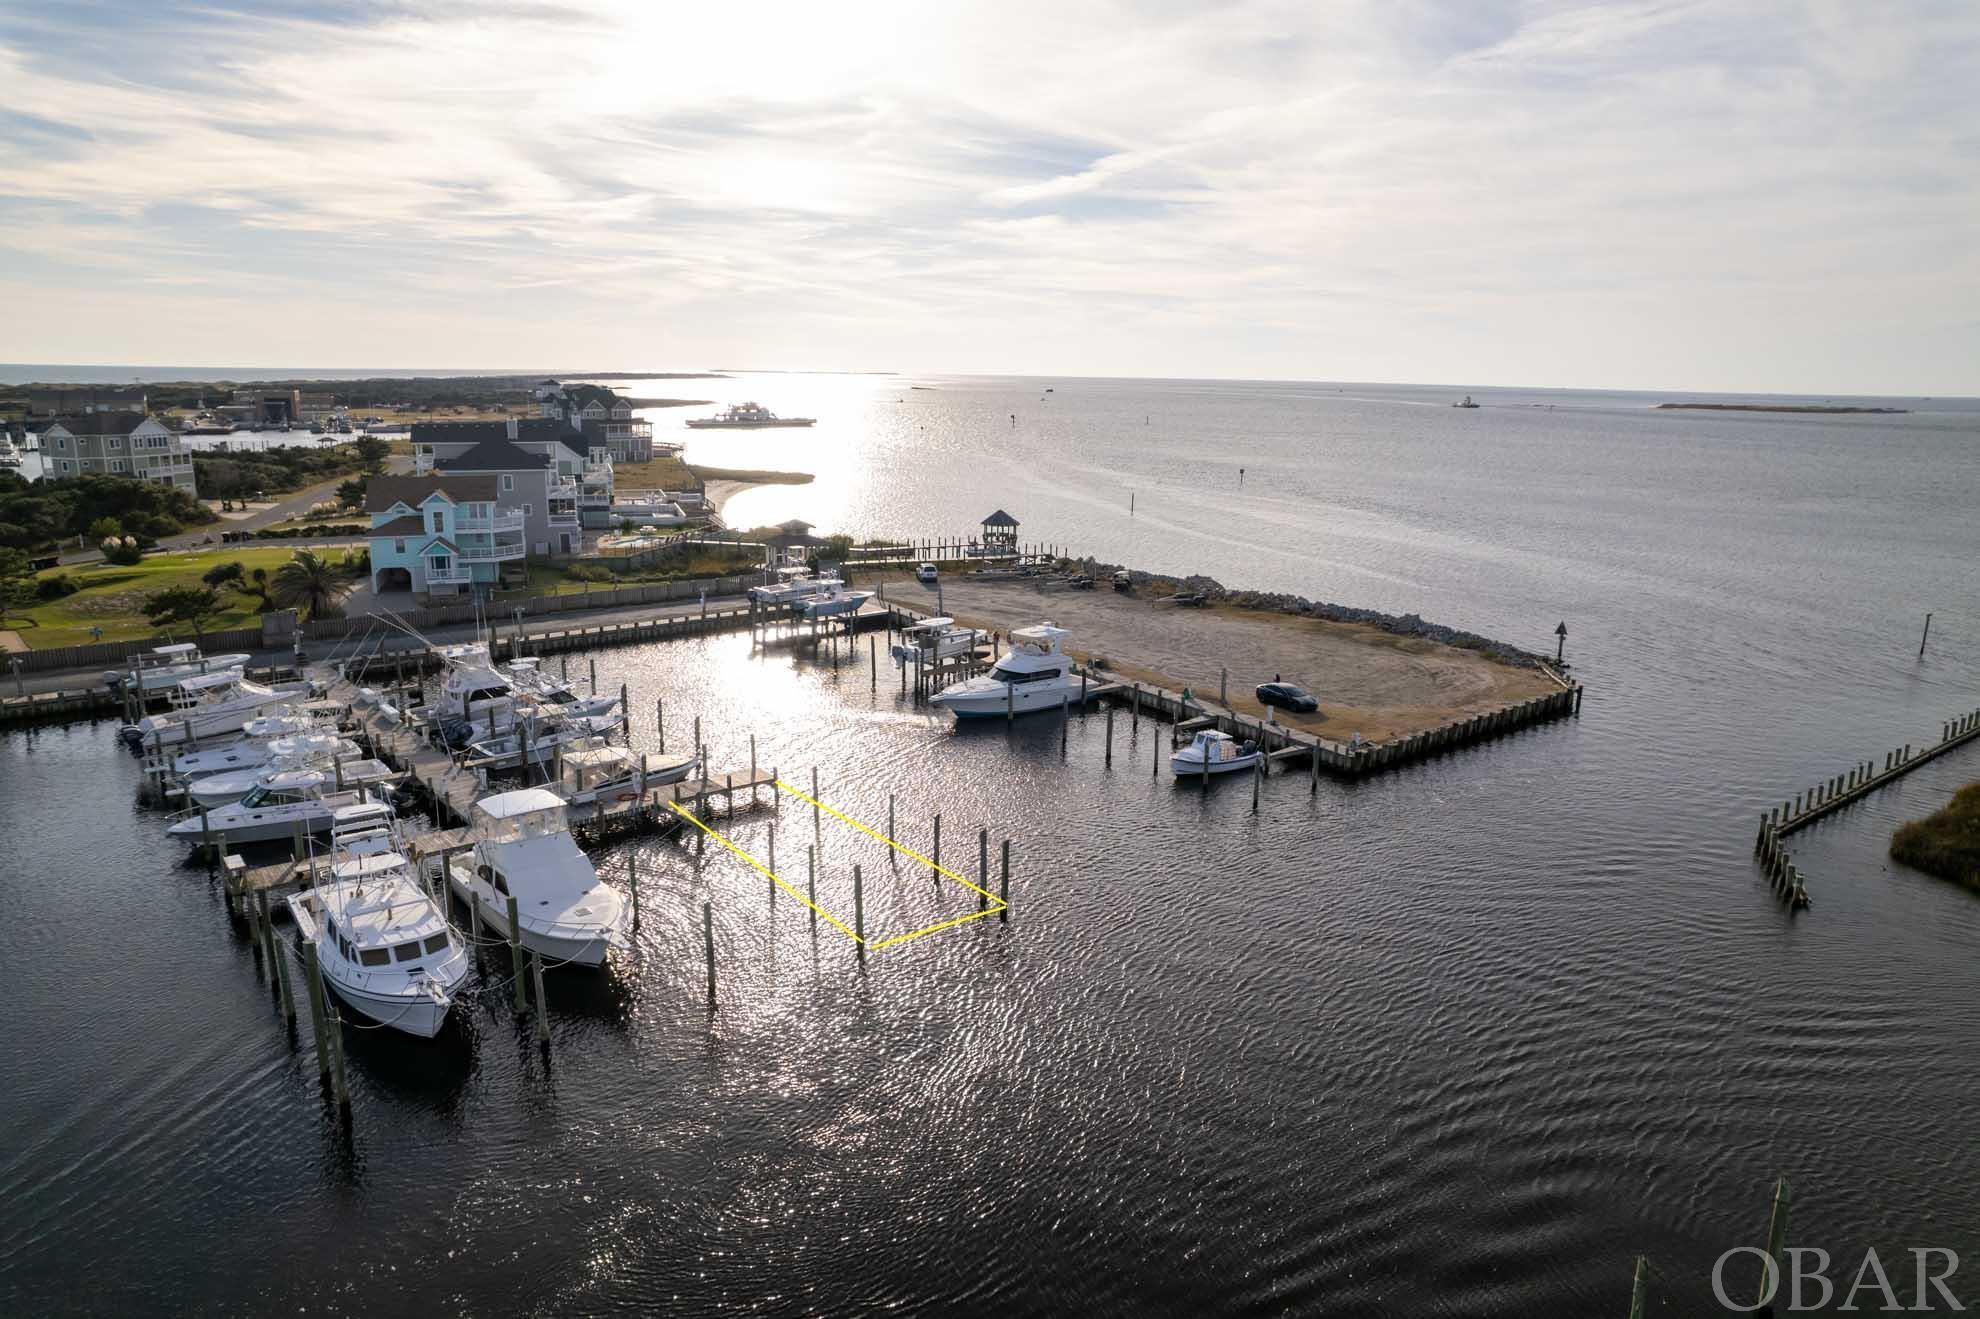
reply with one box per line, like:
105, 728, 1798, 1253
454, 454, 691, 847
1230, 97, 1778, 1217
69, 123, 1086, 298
187, 743, 394, 808
121, 669, 312, 747
286, 815, 469, 1037
1170, 729, 1264, 777
929, 624, 1083, 718
555, 744, 699, 814
107, 643, 258, 695
802, 582, 874, 619
166, 777, 396, 845
446, 789, 626, 967
890, 617, 981, 665
684, 402, 815, 428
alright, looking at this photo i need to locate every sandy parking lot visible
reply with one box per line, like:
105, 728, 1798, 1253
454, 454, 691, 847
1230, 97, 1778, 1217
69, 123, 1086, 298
879, 574, 1558, 742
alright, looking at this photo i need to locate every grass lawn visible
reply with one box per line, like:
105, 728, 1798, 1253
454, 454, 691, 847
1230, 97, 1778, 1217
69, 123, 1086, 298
519, 549, 763, 596
612, 455, 700, 492
11, 546, 364, 649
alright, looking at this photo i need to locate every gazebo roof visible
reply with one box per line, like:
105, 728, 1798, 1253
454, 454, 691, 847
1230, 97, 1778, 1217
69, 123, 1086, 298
981, 509, 1019, 527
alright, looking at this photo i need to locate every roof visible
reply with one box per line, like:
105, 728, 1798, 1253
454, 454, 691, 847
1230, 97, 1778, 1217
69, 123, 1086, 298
434, 437, 552, 473
369, 514, 426, 537
178, 669, 245, 692
416, 535, 460, 554
46, 411, 155, 436
363, 474, 499, 513
475, 787, 566, 819
982, 509, 1020, 526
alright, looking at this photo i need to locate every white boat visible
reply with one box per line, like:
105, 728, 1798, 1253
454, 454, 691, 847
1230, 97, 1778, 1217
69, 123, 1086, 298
802, 582, 874, 618
446, 789, 626, 967
504, 656, 620, 718
432, 642, 617, 747
929, 623, 1083, 719
122, 670, 313, 747
1170, 729, 1264, 777
167, 779, 396, 845
555, 744, 700, 813
106, 642, 256, 694
685, 402, 815, 428
749, 568, 837, 606
890, 616, 980, 664
172, 726, 356, 779
188, 747, 395, 808
461, 707, 625, 772
286, 820, 469, 1038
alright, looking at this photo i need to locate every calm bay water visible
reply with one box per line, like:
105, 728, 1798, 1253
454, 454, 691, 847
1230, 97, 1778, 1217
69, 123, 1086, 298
4, 376, 1979, 1315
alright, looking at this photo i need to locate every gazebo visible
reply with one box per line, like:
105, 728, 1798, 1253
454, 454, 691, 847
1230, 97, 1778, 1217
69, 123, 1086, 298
768, 518, 826, 565
981, 509, 1020, 554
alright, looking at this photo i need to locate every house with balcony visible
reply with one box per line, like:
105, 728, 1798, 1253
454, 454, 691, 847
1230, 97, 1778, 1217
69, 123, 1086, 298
37, 412, 198, 493
410, 418, 606, 555
531, 379, 660, 462
365, 474, 520, 598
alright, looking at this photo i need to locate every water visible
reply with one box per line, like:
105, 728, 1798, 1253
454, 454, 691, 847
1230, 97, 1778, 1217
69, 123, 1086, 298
4, 377, 1980, 1315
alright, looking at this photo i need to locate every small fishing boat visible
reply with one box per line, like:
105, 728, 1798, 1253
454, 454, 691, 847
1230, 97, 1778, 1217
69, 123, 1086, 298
287, 817, 469, 1038
555, 745, 700, 813
749, 567, 838, 606
170, 720, 352, 779
461, 708, 625, 772
1170, 729, 1264, 777
187, 745, 394, 808
929, 624, 1083, 719
446, 789, 626, 967
166, 778, 397, 845
802, 582, 874, 618
890, 616, 980, 664
106, 642, 257, 694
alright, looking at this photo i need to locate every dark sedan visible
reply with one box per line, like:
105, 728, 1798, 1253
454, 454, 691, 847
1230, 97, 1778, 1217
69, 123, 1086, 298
1255, 681, 1319, 713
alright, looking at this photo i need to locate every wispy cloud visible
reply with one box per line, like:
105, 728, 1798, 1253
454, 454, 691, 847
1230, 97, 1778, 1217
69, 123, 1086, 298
0, 0, 1975, 391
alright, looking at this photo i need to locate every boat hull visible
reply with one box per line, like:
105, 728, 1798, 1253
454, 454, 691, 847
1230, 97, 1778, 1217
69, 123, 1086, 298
1170, 753, 1263, 776
934, 681, 1083, 718
325, 976, 454, 1038
446, 863, 619, 967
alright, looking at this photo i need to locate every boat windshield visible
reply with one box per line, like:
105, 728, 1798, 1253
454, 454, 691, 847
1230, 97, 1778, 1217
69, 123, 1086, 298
990, 666, 1059, 684
479, 804, 569, 844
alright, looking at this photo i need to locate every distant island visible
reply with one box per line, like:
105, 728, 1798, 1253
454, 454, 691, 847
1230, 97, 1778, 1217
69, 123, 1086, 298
1655, 403, 1908, 414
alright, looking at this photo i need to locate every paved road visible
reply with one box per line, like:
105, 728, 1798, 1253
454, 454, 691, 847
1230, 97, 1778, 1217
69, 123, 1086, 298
54, 456, 412, 566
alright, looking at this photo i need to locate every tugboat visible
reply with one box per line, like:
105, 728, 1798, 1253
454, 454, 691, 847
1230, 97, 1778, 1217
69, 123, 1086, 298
685, 402, 816, 428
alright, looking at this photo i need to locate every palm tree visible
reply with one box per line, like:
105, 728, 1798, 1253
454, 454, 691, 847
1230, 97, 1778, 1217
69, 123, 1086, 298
269, 549, 351, 621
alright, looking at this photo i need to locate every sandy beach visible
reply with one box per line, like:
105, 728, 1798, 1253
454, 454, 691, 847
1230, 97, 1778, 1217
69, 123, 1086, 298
878, 573, 1559, 741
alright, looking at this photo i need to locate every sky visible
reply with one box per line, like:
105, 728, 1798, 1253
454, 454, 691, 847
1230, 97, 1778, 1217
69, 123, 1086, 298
1, 0, 1976, 394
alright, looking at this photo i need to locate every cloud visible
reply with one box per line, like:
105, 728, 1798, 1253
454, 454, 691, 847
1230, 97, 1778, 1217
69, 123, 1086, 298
0, 0, 1975, 392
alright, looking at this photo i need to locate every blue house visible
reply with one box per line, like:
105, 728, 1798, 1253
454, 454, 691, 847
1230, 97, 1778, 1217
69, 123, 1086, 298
365, 474, 517, 599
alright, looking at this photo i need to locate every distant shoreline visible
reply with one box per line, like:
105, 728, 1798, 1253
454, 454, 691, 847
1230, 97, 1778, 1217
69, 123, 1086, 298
1655, 403, 1908, 414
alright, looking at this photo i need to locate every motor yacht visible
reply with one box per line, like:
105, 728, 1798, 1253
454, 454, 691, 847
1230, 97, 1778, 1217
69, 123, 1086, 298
167, 778, 396, 845
1170, 729, 1264, 777
928, 623, 1083, 718
286, 817, 469, 1038
446, 788, 626, 967
122, 669, 312, 747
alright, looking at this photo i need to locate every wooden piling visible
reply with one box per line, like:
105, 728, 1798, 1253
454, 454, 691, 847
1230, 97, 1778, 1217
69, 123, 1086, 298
303, 940, 332, 1081
507, 894, 525, 1011
932, 813, 942, 880
999, 839, 1010, 922
1105, 705, 1115, 765
768, 823, 777, 902
657, 697, 666, 752
325, 1004, 351, 1112
811, 766, 821, 843
531, 953, 551, 1044
978, 827, 988, 911
807, 845, 817, 930
1757, 1177, 1790, 1310
1252, 757, 1262, 812
703, 901, 716, 1004
853, 864, 866, 959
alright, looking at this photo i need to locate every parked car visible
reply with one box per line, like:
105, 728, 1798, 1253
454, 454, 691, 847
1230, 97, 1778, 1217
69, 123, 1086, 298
1255, 681, 1319, 713
916, 562, 939, 583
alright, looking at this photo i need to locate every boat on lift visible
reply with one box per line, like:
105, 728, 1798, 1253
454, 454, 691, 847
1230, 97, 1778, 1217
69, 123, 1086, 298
1169, 729, 1264, 777
105, 642, 256, 694
685, 402, 815, 428
286, 815, 469, 1038
802, 580, 874, 619
928, 623, 1083, 719
445, 788, 627, 967
889, 616, 981, 664
748, 567, 837, 606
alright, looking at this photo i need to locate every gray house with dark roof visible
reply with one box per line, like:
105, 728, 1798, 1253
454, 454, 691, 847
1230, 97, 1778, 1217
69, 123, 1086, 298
410, 416, 605, 556
38, 412, 197, 493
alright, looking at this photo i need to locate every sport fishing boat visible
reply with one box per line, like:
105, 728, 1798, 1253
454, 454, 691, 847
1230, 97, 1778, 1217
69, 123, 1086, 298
749, 567, 837, 607
108, 641, 255, 694
1170, 729, 1264, 777
166, 777, 396, 846
801, 581, 874, 619
461, 705, 624, 772
555, 745, 700, 815
122, 669, 312, 747
187, 741, 394, 808
286, 816, 469, 1038
685, 402, 815, 428
929, 623, 1083, 719
446, 788, 627, 967
431, 642, 617, 746
170, 719, 353, 779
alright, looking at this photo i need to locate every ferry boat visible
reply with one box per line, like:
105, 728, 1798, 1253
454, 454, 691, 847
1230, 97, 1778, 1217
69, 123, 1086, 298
106, 642, 255, 694
287, 815, 470, 1038
685, 402, 815, 428
929, 623, 1083, 719
122, 669, 313, 747
446, 788, 627, 967
1170, 729, 1264, 777
1454, 395, 1480, 408
166, 776, 397, 845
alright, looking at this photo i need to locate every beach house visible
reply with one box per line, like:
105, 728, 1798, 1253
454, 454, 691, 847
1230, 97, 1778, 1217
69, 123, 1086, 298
37, 412, 198, 493
531, 380, 659, 463
365, 473, 515, 598
411, 417, 613, 554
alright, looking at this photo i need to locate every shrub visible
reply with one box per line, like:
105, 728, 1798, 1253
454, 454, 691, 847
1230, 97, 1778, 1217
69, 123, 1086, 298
202, 560, 245, 589
103, 539, 144, 566
35, 574, 77, 601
